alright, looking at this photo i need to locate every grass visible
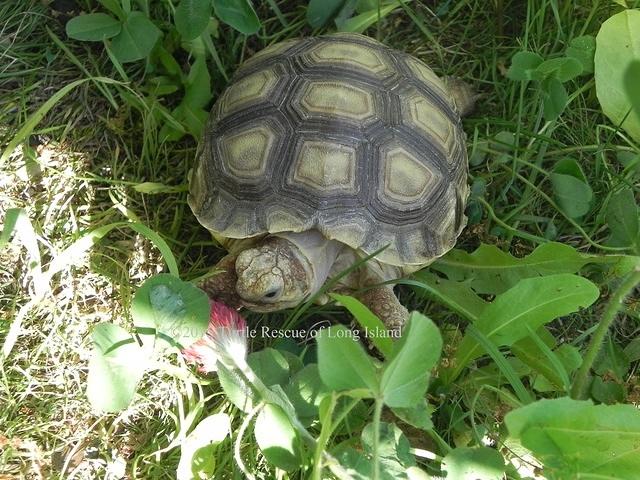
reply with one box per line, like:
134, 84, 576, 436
1, 0, 639, 478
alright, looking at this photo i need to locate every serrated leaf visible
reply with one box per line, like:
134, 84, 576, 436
447, 274, 599, 382
432, 242, 599, 295
316, 325, 378, 395
86, 323, 148, 412
506, 398, 640, 480
254, 404, 302, 471
607, 187, 639, 249
306, 0, 345, 27
131, 273, 209, 348
111, 11, 161, 63
506, 51, 543, 81
409, 272, 488, 322
175, 0, 211, 40
177, 413, 230, 480
214, 0, 260, 35
66, 13, 122, 41
595, 9, 640, 142
380, 312, 442, 408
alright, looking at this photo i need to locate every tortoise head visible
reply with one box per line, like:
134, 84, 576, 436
234, 237, 314, 311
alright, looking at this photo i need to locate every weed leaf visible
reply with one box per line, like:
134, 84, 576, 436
307, 0, 345, 27
111, 11, 161, 63
506, 51, 543, 81
131, 273, 209, 348
177, 413, 230, 480
316, 325, 378, 395
442, 447, 505, 480
214, 0, 261, 35
506, 398, 640, 479
86, 323, 148, 412
66, 13, 121, 41
254, 404, 302, 471
380, 312, 442, 408
606, 187, 639, 249
175, 0, 211, 40
595, 9, 640, 142
566, 35, 596, 74
448, 274, 599, 382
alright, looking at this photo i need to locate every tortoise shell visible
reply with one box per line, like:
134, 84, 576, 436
189, 33, 469, 267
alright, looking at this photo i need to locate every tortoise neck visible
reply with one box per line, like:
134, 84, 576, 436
271, 230, 342, 296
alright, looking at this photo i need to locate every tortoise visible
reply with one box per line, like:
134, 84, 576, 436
188, 33, 473, 330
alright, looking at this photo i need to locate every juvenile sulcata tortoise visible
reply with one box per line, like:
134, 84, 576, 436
189, 33, 473, 329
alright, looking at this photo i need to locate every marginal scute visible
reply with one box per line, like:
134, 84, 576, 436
266, 209, 308, 234
401, 89, 454, 158
218, 69, 278, 115
291, 140, 357, 192
379, 145, 440, 204
296, 81, 376, 122
404, 57, 449, 100
305, 41, 393, 77
219, 125, 276, 178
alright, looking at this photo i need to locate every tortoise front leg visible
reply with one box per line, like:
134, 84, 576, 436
357, 285, 408, 332
199, 254, 242, 308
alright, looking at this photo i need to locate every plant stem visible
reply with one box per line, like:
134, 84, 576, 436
372, 399, 383, 480
571, 267, 640, 399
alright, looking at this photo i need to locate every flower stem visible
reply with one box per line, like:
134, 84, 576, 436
571, 267, 640, 399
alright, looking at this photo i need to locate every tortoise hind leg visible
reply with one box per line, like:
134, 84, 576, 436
444, 76, 479, 117
357, 285, 408, 332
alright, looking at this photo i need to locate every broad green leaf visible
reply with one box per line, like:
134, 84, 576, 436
595, 9, 640, 142
506, 397, 640, 479
506, 51, 543, 81
380, 313, 442, 408
306, 0, 345, 27
65, 13, 121, 41
442, 447, 505, 480
336, 3, 400, 33
254, 404, 302, 471
432, 242, 598, 295
566, 35, 596, 75
316, 325, 378, 395
183, 56, 212, 109
331, 294, 393, 357
391, 398, 434, 430
284, 364, 328, 422
607, 187, 639, 249
217, 363, 255, 412
247, 348, 289, 387
590, 375, 625, 404
131, 273, 209, 348
448, 274, 599, 382
550, 157, 593, 218
175, 0, 211, 40
536, 57, 583, 82
361, 421, 416, 475
542, 77, 569, 120
177, 413, 230, 480
111, 11, 161, 63
408, 273, 488, 322
86, 323, 147, 412
624, 60, 640, 123
214, 0, 260, 35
